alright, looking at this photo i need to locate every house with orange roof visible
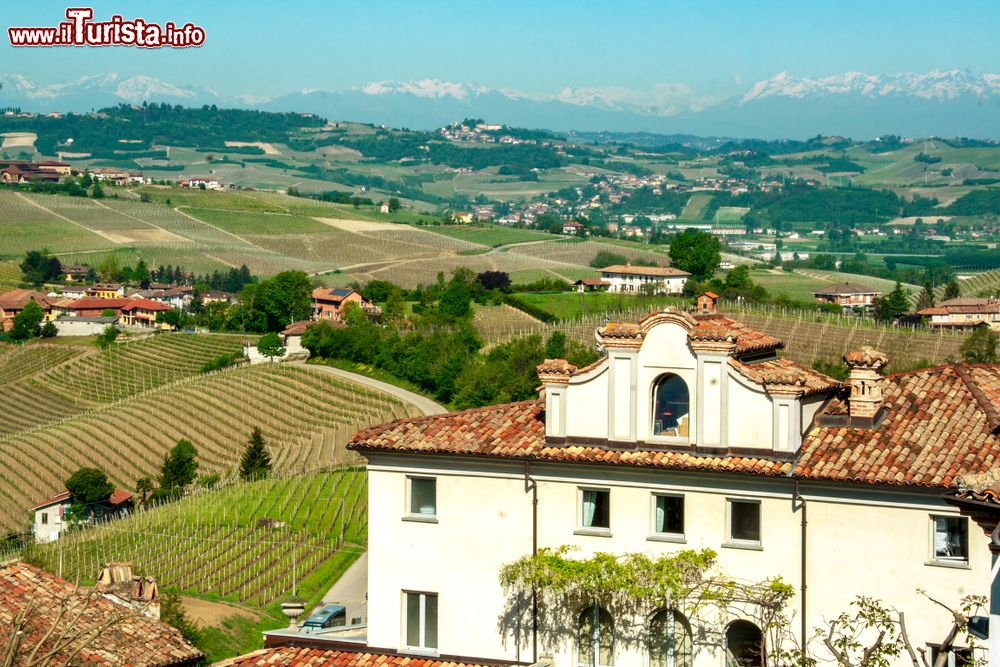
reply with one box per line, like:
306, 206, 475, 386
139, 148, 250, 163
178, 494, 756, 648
918, 297, 1000, 330
0, 561, 201, 666
0, 289, 54, 331
30, 488, 133, 543
337, 306, 992, 667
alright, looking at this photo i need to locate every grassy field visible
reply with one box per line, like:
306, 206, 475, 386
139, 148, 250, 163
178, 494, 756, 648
0, 358, 416, 532
423, 223, 553, 247
516, 291, 686, 320
679, 193, 714, 220
750, 269, 830, 303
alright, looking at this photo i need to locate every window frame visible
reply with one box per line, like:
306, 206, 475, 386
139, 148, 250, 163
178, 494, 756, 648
648, 608, 693, 667
649, 374, 691, 444
577, 604, 615, 667
577, 486, 612, 535
649, 493, 685, 543
404, 476, 438, 523
403, 590, 438, 653
725, 498, 762, 549
928, 514, 969, 567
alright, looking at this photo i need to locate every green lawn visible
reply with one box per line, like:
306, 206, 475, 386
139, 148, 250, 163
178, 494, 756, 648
749, 269, 829, 303
424, 223, 552, 247
517, 291, 687, 320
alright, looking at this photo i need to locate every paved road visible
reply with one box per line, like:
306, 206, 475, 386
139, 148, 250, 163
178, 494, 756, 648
293, 361, 446, 416
322, 551, 368, 624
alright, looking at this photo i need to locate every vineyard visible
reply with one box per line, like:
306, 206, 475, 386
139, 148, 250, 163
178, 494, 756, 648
23, 469, 367, 607
509, 239, 670, 267
957, 269, 1000, 296
0, 361, 415, 531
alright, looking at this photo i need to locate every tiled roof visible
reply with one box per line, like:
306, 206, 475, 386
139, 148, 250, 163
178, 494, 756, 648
217, 647, 499, 667
691, 314, 784, 354
282, 320, 316, 336
30, 488, 133, 510
0, 289, 52, 310
599, 264, 690, 277
353, 363, 1000, 490
70, 298, 171, 312
350, 400, 789, 478
795, 365, 1000, 487
919, 297, 1000, 316
730, 358, 842, 395
813, 282, 881, 295
0, 562, 202, 667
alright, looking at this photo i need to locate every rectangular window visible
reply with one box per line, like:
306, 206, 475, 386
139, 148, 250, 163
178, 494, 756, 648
931, 515, 968, 563
728, 499, 761, 545
653, 494, 684, 536
408, 477, 436, 518
404, 591, 438, 650
40, 512, 48, 525
580, 488, 610, 530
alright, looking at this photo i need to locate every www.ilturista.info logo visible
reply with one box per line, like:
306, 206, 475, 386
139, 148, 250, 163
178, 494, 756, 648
8, 8, 205, 48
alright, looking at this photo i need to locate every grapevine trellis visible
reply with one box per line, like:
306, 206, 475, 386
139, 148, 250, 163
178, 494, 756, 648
22, 468, 368, 606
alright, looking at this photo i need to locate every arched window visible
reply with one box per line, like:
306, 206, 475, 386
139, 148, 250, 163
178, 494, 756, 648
725, 620, 764, 667
652, 374, 690, 437
578, 605, 614, 667
649, 609, 692, 667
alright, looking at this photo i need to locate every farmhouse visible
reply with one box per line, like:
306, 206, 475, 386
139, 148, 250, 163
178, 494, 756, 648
562, 220, 585, 235
599, 264, 690, 294
918, 297, 1000, 330
0, 159, 71, 183
178, 176, 221, 189
86, 283, 125, 299
812, 282, 882, 311
343, 308, 993, 667
312, 287, 376, 322
573, 277, 611, 293
0, 562, 202, 666
30, 488, 133, 543
62, 264, 89, 282
0, 289, 54, 330
68, 297, 173, 328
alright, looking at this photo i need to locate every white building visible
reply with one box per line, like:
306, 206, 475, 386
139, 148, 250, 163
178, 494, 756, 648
30, 488, 133, 542
346, 307, 992, 667
599, 265, 690, 295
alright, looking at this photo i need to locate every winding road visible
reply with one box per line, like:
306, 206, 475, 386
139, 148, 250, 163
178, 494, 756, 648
294, 361, 446, 416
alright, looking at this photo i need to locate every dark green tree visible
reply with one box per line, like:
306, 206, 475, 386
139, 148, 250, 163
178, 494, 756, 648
159, 439, 199, 490
19, 250, 62, 287
96, 324, 119, 349
872, 281, 911, 322
437, 278, 472, 319
131, 259, 151, 288
39, 321, 57, 338
239, 427, 272, 480
668, 229, 721, 280
10, 300, 44, 341
65, 467, 114, 505
387, 197, 401, 212
961, 327, 998, 363
915, 282, 935, 311
943, 278, 961, 301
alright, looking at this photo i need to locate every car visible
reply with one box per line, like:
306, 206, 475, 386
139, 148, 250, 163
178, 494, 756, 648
302, 604, 346, 632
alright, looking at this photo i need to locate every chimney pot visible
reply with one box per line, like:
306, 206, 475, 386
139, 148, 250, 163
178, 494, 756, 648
844, 346, 888, 421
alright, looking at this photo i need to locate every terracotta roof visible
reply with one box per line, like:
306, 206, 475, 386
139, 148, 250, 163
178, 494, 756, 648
0, 289, 52, 310
729, 358, 841, 395
217, 647, 498, 667
30, 488, 133, 510
574, 278, 611, 287
0, 562, 202, 667
599, 264, 690, 277
690, 314, 784, 355
700, 292, 719, 299
70, 298, 171, 312
813, 282, 881, 296
795, 364, 1000, 487
350, 400, 789, 478
918, 297, 1000, 316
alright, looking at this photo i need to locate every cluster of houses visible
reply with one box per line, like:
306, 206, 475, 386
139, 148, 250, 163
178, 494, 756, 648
0, 159, 72, 183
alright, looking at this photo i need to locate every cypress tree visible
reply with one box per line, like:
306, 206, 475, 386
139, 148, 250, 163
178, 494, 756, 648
239, 427, 272, 481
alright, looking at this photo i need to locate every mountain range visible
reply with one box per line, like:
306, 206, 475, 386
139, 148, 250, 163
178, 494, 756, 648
2, 70, 999, 140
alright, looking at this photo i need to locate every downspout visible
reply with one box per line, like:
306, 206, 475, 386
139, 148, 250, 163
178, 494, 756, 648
525, 461, 539, 663
794, 480, 807, 662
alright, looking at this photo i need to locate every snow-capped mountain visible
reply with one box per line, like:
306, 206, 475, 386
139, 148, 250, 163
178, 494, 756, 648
2, 70, 999, 139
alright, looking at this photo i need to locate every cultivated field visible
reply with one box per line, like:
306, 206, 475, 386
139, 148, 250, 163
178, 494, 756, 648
24, 469, 366, 607
0, 357, 415, 531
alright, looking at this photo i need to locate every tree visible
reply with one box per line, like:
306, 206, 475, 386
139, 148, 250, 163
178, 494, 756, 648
65, 467, 113, 505
96, 325, 119, 349
943, 278, 961, 301
384, 290, 406, 321
872, 281, 911, 322
19, 250, 62, 287
724, 265, 752, 290
437, 278, 472, 319
91, 182, 105, 199
387, 197, 401, 212
134, 477, 154, 505
239, 427, 272, 480
590, 250, 628, 269
961, 326, 998, 363
257, 332, 286, 362
159, 439, 199, 490
668, 229, 721, 280
916, 282, 935, 311
10, 301, 44, 341
96, 254, 122, 282
159, 591, 200, 644
131, 259, 150, 288
241, 271, 312, 332
38, 321, 57, 338
478, 271, 511, 292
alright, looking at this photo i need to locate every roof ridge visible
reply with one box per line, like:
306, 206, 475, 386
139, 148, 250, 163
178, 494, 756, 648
953, 364, 1000, 432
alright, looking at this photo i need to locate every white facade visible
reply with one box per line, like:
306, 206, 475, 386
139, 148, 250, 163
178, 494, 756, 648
358, 311, 989, 667
600, 269, 688, 295
33, 501, 67, 543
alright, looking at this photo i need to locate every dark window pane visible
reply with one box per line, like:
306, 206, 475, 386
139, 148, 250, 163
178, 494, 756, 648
410, 478, 436, 516
933, 516, 968, 561
655, 496, 684, 535
424, 594, 438, 649
730, 501, 760, 543
405, 593, 420, 647
653, 375, 690, 437
583, 489, 610, 529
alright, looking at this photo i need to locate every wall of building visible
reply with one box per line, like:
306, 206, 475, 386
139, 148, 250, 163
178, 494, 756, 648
365, 455, 988, 667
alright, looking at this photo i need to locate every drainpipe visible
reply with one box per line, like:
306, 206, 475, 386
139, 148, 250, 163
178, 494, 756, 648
794, 481, 807, 662
524, 461, 539, 663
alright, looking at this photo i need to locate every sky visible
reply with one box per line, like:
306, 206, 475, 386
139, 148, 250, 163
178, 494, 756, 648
1, 0, 998, 101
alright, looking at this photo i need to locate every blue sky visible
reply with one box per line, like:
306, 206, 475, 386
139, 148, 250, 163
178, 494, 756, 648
2, 0, 997, 99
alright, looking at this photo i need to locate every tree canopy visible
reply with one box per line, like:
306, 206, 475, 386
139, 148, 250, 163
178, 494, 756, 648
159, 439, 199, 490
65, 467, 114, 505
239, 427, 272, 481
668, 229, 721, 280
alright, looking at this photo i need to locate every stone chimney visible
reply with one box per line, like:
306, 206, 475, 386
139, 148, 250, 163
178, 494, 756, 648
844, 346, 889, 421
